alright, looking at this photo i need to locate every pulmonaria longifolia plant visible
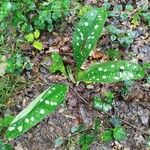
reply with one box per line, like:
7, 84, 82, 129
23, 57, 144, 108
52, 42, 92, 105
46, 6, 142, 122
6, 8, 146, 140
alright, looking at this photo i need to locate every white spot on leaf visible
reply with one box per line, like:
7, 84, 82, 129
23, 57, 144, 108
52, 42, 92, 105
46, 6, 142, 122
31, 117, 35, 122
114, 77, 120, 80
52, 87, 56, 90
40, 109, 45, 114
84, 22, 88, 26
18, 126, 23, 132
102, 76, 107, 79
77, 28, 80, 32
111, 65, 115, 68
90, 12, 94, 16
80, 32, 84, 40
48, 91, 51, 94
8, 127, 15, 131
98, 15, 102, 20
25, 118, 29, 123
128, 72, 134, 78
92, 76, 96, 79
50, 101, 57, 106
45, 100, 50, 105
94, 25, 99, 29
91, 32, 94, 35
88, 44, 92, 49
120, 66, 125, 70
40, 98, 44, 102
98, 67, 103, 71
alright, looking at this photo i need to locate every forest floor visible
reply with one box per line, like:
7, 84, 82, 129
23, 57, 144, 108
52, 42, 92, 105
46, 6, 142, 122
0, 0, 150, 150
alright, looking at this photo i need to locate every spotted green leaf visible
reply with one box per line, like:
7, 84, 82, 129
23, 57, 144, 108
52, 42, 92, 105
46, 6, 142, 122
50, 53, 67, 76
5, 84, 68, 140
73, 8, 107, 71
78, 61, 145, 83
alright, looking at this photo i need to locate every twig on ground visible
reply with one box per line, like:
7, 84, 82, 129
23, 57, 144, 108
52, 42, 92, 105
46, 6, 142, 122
71, 88, 89, 104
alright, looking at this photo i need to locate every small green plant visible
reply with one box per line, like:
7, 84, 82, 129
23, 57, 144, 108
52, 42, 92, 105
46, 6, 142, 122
131, 5, 150, 27
0, 0, 71, 33
25, 30, 43, 50
5, 7, 148, 140
101, 116, 127, 142
0, 54, 32, 107
78, 118, 101, 149
106, 25, 136, 47
79, 133, 95, 150
101, 126, 127, 142
0, 139, 13, 150
0, 53, 32, 76
5, 53, 32, 75
93, 92, 114, 112
71, 117, 126, 149
0, 115, 14, 133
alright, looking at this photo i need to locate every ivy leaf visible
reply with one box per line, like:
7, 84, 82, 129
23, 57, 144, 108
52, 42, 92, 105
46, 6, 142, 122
49, 53, 67, 76
5, 84, 68, 140
33, 41, 43, 50
78, 61, 145, 83
73, 8, 107, 71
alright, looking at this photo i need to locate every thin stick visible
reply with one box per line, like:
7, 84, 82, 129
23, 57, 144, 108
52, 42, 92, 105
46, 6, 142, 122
71, 88, 89, 104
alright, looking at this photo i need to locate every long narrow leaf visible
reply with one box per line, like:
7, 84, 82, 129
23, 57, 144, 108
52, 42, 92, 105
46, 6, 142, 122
78, 61, 145, 83
6, 84, 68, 140
73, 8, 107, 71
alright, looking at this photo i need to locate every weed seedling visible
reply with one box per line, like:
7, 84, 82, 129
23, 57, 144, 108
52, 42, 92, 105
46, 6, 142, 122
25, 30, 43, 51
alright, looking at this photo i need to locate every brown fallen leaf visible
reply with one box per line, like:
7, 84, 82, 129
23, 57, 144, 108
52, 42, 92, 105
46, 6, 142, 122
92, 50, 109, 60
92, 50, 104, 59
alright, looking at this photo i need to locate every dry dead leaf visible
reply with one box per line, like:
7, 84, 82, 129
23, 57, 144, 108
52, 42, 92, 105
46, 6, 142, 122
92, 50, 105, 59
